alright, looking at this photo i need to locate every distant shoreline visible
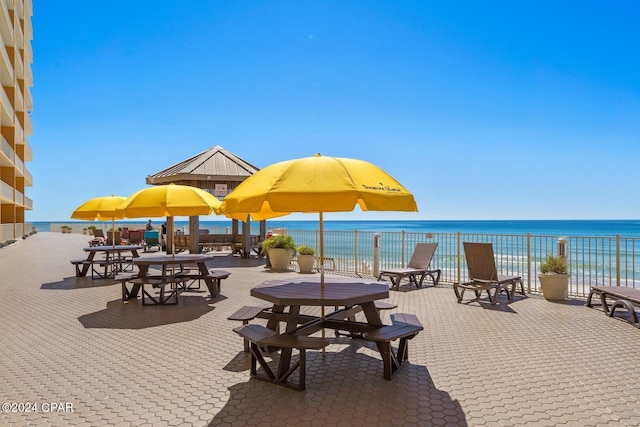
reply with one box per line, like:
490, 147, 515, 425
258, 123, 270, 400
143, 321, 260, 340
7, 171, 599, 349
31, 219, 640, 237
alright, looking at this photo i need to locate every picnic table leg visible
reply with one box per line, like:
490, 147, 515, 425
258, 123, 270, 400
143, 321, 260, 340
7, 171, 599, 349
360, 301, 383, 328
127, 265, 148, 301
276, 305, 300, 380
266, 305, 285, 332
103, 252, 111, 278
80, 252, 96, 277
361, 301, 394, 378
197, 261, 218, 297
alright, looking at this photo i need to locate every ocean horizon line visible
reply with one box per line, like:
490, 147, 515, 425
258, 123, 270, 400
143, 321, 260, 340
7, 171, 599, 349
31, 219, 640, 238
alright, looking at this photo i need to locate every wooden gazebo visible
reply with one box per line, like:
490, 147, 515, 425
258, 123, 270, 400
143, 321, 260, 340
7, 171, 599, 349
145, 145, 266, 256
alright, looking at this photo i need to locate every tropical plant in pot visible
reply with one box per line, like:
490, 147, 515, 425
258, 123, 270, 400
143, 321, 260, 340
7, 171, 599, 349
261, 235, 297, 270
538, 255, 569, 301
296, 245, 315, 274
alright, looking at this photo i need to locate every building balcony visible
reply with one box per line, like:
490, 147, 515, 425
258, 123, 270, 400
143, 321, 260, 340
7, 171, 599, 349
0, 0, 14, 46
1, 85, 13, 122
0, 179, 12, 201
0, 134, 13, 165
0, 42, 13, 86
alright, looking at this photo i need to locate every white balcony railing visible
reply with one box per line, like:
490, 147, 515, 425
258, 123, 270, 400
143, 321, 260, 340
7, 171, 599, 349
0, 42, 13, 83
0, 223, 14, 240
24, 167, 32, 185
14, 155, 23, 174
0, 180, 12, 200
0, 0, 13, 44
1, 85, 13, 119
1, 134, 13, 162
15, 81, 23, 110
15, 120, 23, 142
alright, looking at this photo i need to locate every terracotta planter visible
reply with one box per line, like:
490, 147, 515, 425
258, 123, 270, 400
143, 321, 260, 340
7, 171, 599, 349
538, 274, 569, 301
267, 248, 293, 270
297, 254, 315, 274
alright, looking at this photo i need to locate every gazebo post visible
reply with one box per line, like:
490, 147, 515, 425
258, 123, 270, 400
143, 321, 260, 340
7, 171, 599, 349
189, 216, 200, 254
166, 217, 175, 254
242, 220, 251, 258
259, 220, 266, 241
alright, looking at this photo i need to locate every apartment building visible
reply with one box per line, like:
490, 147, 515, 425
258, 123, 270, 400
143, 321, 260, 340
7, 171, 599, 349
0, 0, 32, 241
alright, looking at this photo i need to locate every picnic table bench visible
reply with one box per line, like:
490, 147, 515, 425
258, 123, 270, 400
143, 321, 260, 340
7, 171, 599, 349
228, 304, 275, 352
116, 272, 189, 305
116, 255, 230, 305
363, 313, 423, 380
233, 324, 329, 391
587, 286, 640, 328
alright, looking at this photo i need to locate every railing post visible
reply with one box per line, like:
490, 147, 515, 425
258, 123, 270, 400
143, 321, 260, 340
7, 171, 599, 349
616, 234, 621, 287
457, 231, 461, 284
354, 230, 359, 275
401, 230, 406, 267
527, 233, 531, 294
373, 233, 380, 278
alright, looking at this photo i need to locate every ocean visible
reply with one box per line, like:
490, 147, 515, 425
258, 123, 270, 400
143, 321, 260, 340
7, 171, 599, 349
33, 219, 640, 237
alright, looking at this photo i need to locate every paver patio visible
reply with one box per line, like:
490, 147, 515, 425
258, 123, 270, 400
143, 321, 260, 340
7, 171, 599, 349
1, 232, 638, 426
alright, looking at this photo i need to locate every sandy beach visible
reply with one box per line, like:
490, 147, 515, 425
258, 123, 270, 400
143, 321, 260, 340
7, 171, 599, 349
1, 232, 639, 426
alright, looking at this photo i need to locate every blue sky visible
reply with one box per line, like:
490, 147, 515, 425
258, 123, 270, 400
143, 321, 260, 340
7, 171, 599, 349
28, 1, 640, 222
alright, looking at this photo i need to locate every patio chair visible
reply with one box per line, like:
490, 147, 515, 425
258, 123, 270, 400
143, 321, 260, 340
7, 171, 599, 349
127, 230, 143, 246
378, 243, 441, 290
90, 229, 105, 246
106, 231, 121, 246
454, 242, 525, 304
143, 230, 161, 252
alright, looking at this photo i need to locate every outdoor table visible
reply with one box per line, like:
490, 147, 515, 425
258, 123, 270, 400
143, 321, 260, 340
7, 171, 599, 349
78, 245, 143, 279
129, 254, 220, 300
251, 277, 390, 377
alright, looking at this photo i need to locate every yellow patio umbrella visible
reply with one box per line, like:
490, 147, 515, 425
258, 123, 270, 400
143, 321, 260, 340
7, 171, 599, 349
220, 153, 418, 282
116, 183, 223, 252
221, 153, 417, 353
71, 195, 127, 246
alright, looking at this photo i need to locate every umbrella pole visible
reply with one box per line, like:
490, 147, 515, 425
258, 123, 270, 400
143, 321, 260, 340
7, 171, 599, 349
320, 212, 326, 356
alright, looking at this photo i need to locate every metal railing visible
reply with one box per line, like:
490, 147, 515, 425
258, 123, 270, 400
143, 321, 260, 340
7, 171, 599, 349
286, 230, 640, 298
43, 223, 640, 297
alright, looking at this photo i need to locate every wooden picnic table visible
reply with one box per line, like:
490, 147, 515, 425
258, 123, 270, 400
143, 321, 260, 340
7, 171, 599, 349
126, 254, 224, 302
251, 277, 398, 379
73, 245, 143, 279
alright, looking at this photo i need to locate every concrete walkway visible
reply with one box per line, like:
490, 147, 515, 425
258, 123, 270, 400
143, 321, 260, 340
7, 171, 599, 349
1, 232, 638, 426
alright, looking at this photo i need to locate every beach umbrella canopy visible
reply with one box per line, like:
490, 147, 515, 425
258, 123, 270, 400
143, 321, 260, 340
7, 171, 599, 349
71, 195, 127, 245
220, 153, 418, 281
116, 183, 222, 218
71, 195, 127, 221
116, 184, 223, 253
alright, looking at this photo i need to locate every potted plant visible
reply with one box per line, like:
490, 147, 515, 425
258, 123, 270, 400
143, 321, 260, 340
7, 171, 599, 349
297, 245, 315, 274
261, 235, 297, 270
538, 255, 569, 301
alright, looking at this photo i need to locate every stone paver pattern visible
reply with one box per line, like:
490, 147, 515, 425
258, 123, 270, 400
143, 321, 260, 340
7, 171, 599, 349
1, 232, 639, 426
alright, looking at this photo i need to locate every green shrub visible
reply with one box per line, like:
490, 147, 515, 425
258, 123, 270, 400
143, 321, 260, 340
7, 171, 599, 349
540, 255, 568, 274
297, 245, 314, 255
261, 235, 297, 256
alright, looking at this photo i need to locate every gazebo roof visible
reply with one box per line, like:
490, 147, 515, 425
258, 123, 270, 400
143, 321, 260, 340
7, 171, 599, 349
146, 145, 260, 185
